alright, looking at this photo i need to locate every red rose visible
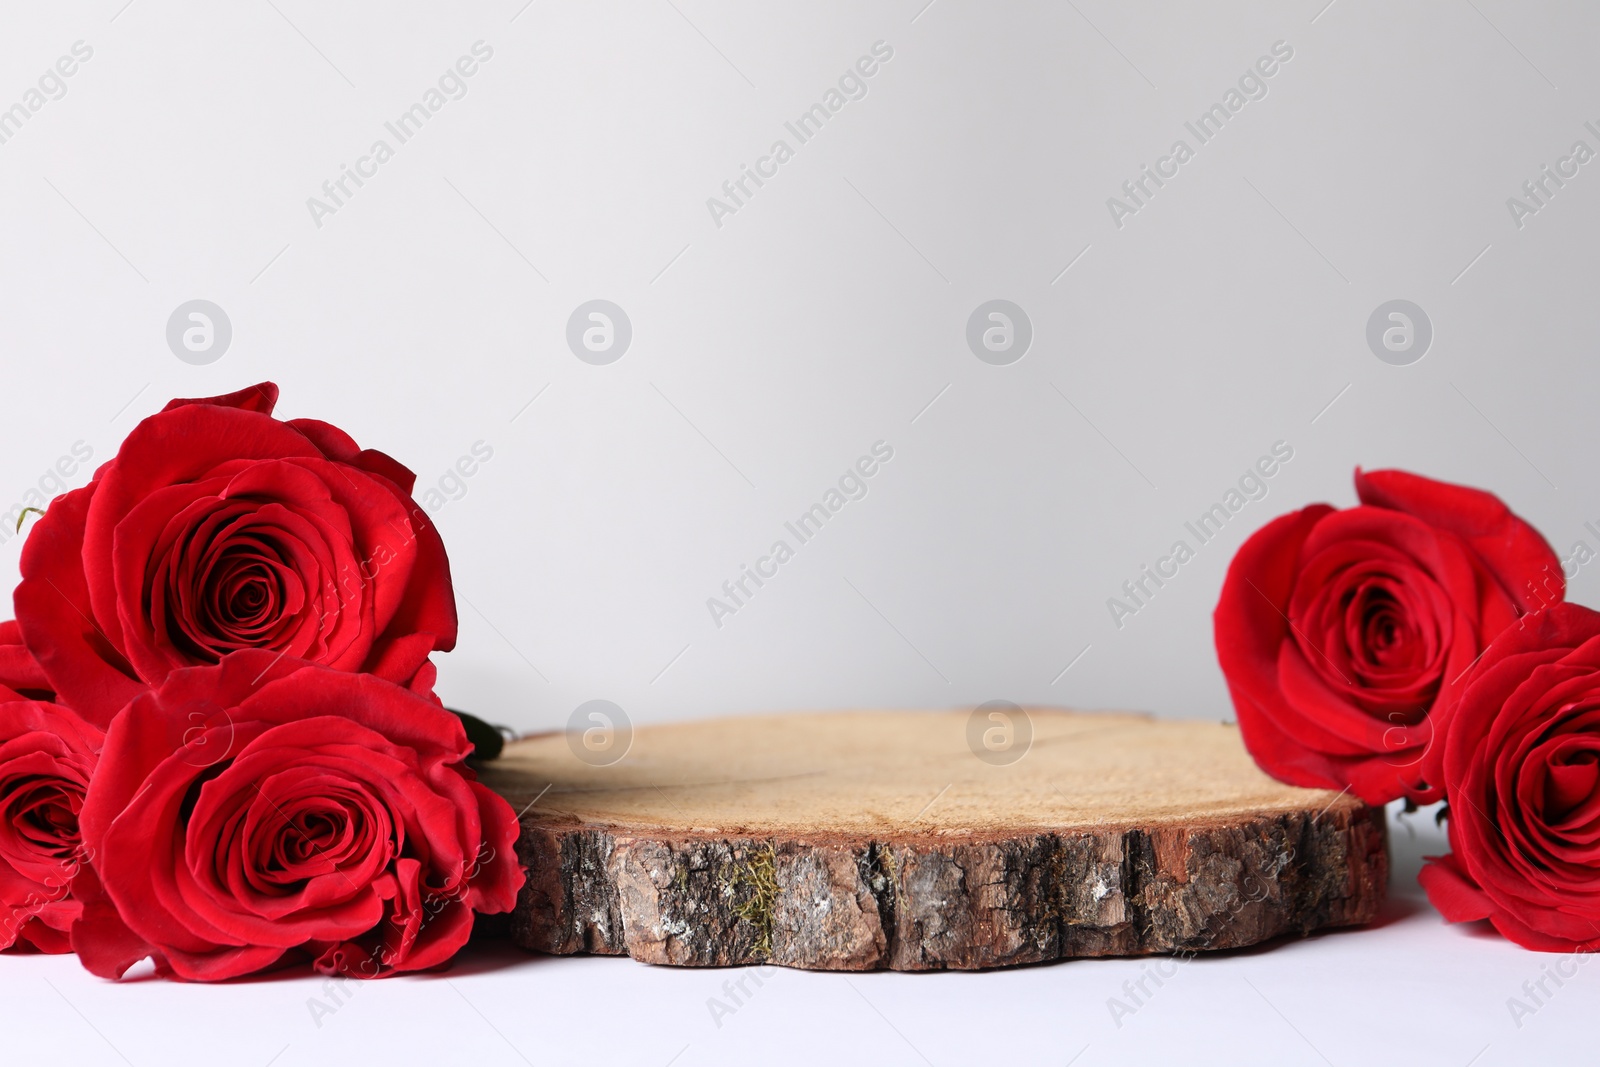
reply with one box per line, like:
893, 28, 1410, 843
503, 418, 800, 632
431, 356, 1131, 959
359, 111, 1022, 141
0, 687, 101, 953
14, 383, 456, 727
1215, 468, 1559, 804
71, 651, 523, 980
1421, 604, 1600, 951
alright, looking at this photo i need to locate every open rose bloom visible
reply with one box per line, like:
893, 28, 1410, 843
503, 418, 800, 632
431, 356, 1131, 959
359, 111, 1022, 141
15, 383, 457, 727
0, 625, 101, 953
1420, 604, 1600, 951
1214, 468, 1561, 804
71, 652, 522, 980
0, 698, 100, 954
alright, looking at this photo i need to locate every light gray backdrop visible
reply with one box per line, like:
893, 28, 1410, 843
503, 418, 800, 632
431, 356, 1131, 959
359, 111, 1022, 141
1, 0, 1593, 740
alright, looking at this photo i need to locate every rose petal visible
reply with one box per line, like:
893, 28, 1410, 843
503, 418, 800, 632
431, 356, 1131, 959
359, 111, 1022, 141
1419, 852, 1493, 923
15, 482, 143, 727
162, 382, 279, 417
1355, 468, 1562, 613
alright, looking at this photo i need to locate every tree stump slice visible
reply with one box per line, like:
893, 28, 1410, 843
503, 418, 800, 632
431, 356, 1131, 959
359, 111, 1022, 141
479, 710, 1387, 971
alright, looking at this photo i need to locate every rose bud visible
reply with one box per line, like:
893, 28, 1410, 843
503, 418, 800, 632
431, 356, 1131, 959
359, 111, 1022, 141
1214, 468, 1561, 804
1421, 604, 1600, 951
14, 382, 456, 727
0, 685, 101, 953
70, 651, 523, 981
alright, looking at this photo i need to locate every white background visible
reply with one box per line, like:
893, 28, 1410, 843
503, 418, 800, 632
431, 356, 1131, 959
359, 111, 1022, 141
0, 0, 1595, 1063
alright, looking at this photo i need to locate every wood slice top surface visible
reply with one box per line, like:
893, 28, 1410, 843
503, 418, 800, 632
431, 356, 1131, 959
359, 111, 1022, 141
480, 710, 1388, 971
486, 709, 1359, 837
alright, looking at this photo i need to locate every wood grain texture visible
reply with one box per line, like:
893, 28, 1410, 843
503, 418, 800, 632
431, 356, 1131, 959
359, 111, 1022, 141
479, 710, 1387, 971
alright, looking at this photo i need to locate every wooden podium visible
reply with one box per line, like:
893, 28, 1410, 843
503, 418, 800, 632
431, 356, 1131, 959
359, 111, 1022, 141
478, 709, 1387, 971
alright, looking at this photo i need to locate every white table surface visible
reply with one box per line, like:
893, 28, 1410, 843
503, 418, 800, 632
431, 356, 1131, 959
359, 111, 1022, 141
0, 801, 1583, 1066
